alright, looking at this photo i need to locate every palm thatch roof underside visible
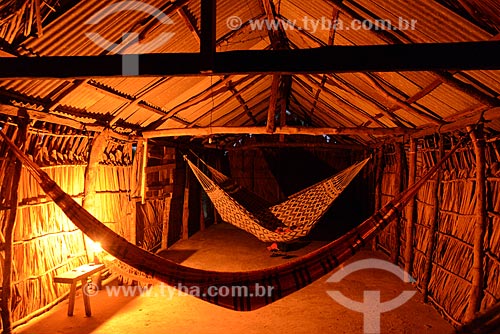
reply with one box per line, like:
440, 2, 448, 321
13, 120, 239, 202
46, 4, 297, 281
0, 0, 500, 148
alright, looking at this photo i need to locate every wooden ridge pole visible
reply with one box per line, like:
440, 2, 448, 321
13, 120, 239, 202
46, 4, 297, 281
423, 135, 444, 302
1, 119, 27, 334
466, 124, 487, 321
404, 138, 418, 275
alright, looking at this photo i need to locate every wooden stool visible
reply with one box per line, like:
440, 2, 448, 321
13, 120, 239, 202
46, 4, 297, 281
54, 263, 104, 316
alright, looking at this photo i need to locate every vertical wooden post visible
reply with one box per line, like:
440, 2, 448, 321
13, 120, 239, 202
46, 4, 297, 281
161, 196, 171, 250
82, 130, 109, 260
83, 129, 109, 214
266, 74, 280, 133
182, 172, 190, 240
199, 194, 205, 231
1, 121, 27, 334
141, 139, 148, 205
392, 142, 404, 263
200, 0, 216, 71
423, 136, 444, 302
466, 124, 487, 320
404, 138, 418, 275
372, 146, 384, 251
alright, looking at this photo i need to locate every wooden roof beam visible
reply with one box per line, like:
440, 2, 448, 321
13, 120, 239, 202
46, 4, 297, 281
359, 73, 445, 125
1, 42, 499, 78
412, 107, 500, 138
143, 126, 415, 139
0, 103, 130, 141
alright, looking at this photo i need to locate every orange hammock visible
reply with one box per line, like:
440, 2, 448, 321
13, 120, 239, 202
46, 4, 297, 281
0, 131, 464, 311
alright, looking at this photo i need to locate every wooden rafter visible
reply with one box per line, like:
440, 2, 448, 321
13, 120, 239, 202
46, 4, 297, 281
360, 73, 445, 125
226, 81, 258, 125
291, 85, 357, 129
294, 76, 380, 128
330, 0, 500, 109
309, 7, 340, 117
323, 74, 407, 128
0, 103, 130, 141
177, 6, 200, 43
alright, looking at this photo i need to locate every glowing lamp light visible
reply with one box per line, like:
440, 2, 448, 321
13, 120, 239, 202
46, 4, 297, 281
88, 240, 103, 264
91, 241, 103, 254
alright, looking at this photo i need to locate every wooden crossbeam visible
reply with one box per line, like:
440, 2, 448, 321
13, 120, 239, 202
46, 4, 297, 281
0, 42, 499, 79
142, 126, 415, 138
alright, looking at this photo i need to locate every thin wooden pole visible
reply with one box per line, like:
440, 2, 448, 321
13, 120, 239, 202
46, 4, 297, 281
161, 196, 171, 249
423, 135, 444, 302
392, 142, 404, 264
372, 147, 384, 251
466, 124, 488, 321
404, 138, 418, 275
200, 194, 205, 231
141, 139, 148, 204
182, 171, 190, 240
1, 121, 27, 334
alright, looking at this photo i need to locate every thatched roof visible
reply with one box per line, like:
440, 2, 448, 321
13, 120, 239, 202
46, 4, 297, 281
0, 0, 499, 147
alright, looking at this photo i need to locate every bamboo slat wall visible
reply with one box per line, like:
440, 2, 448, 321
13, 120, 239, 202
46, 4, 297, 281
376, 135, 500, 325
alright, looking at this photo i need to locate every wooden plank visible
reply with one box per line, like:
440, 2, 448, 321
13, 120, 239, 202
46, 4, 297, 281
143, 126, 415, 138
53, 264, 105, 284
0, 42, 499, 78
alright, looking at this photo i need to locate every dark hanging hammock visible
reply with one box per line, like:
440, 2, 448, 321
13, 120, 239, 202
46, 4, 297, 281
0, 131, 465, 311
185, 155, 370, 242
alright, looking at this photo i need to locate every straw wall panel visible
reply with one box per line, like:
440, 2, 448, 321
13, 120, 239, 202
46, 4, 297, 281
378, 147, 399, 256
378, 138, 500, 325
8, 166, 88, 323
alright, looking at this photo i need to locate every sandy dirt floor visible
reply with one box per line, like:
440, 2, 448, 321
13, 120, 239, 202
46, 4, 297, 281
16, 223, 454, 334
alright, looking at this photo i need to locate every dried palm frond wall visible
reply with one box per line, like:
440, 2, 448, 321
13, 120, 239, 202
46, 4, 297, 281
375, 133, 500, 325
0, 122, 143, 329
0, 122, 92, 327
